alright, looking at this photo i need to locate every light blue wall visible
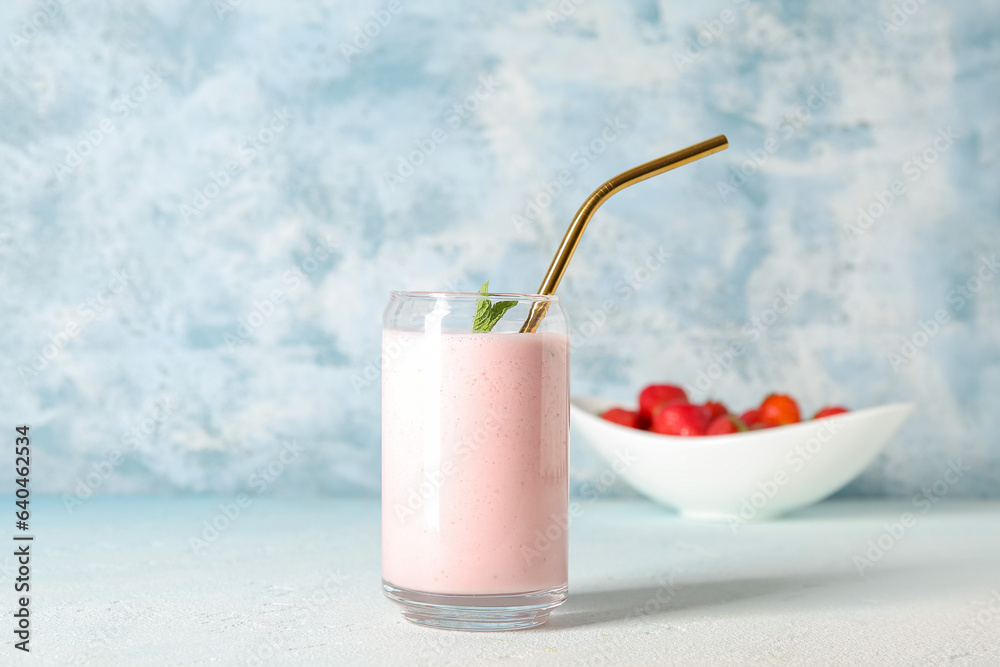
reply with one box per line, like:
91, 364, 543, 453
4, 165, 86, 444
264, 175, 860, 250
2, 0, 998, 498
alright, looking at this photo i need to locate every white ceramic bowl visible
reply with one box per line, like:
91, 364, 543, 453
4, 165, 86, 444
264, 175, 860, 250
571, 397, 914, 522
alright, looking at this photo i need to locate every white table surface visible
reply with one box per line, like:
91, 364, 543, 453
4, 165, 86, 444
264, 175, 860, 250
19, 496, 1000, 665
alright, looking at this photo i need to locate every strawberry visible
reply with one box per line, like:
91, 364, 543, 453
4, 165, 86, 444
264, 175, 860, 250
651, 403, 709, 436
813, 406, 848, 419
638, 384, 688, 422
601, 408, 644, 429
759, 394, 801, 426
739, 409, 762, 428
706, 414, 740, 435
702, 401, 728, 421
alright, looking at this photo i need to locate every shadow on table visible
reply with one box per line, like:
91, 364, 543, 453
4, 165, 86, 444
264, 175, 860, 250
543, 571, 856, 631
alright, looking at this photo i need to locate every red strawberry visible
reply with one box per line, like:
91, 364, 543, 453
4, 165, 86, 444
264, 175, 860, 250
601, 408, 644, 429
759, 394, 801, 426
638, 384, 688, 422
706, 414, 740, 435
651, 403, 709, 436
702, 401, 728, 421
740, 409, 762, 427
814, 406, 848, 419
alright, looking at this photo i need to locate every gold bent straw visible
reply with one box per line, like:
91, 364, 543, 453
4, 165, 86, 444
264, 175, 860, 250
520, 134, 729, 333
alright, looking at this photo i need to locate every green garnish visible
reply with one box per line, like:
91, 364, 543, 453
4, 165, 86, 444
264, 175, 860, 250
472, 281, 518, 332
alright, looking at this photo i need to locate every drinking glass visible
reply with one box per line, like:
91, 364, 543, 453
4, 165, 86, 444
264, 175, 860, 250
381, 291, 569, 630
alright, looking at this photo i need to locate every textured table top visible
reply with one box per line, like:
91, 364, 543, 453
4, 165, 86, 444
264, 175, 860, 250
18, 496, 1000, 665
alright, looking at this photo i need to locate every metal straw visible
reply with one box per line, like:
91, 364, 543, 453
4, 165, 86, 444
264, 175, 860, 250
520, 134, 729, 333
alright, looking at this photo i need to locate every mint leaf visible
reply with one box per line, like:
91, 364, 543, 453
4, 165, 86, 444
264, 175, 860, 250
473, 282, 492, 328
472, 281, 518, 332
484, 300, 518, 330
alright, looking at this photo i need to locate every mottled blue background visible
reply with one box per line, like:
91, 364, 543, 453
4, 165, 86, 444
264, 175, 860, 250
1, 0, 997, 499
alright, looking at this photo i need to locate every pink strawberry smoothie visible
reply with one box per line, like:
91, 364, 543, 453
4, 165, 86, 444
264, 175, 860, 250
382, 329, 569, 596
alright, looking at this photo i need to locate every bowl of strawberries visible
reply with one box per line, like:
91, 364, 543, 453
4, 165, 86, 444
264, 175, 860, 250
570, 385, 913, 522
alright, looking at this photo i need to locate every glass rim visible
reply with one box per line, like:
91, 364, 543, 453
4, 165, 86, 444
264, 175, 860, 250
390, 290, 562, 303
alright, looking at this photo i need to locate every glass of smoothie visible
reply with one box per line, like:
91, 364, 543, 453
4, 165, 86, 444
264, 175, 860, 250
381, 290, 569, 631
